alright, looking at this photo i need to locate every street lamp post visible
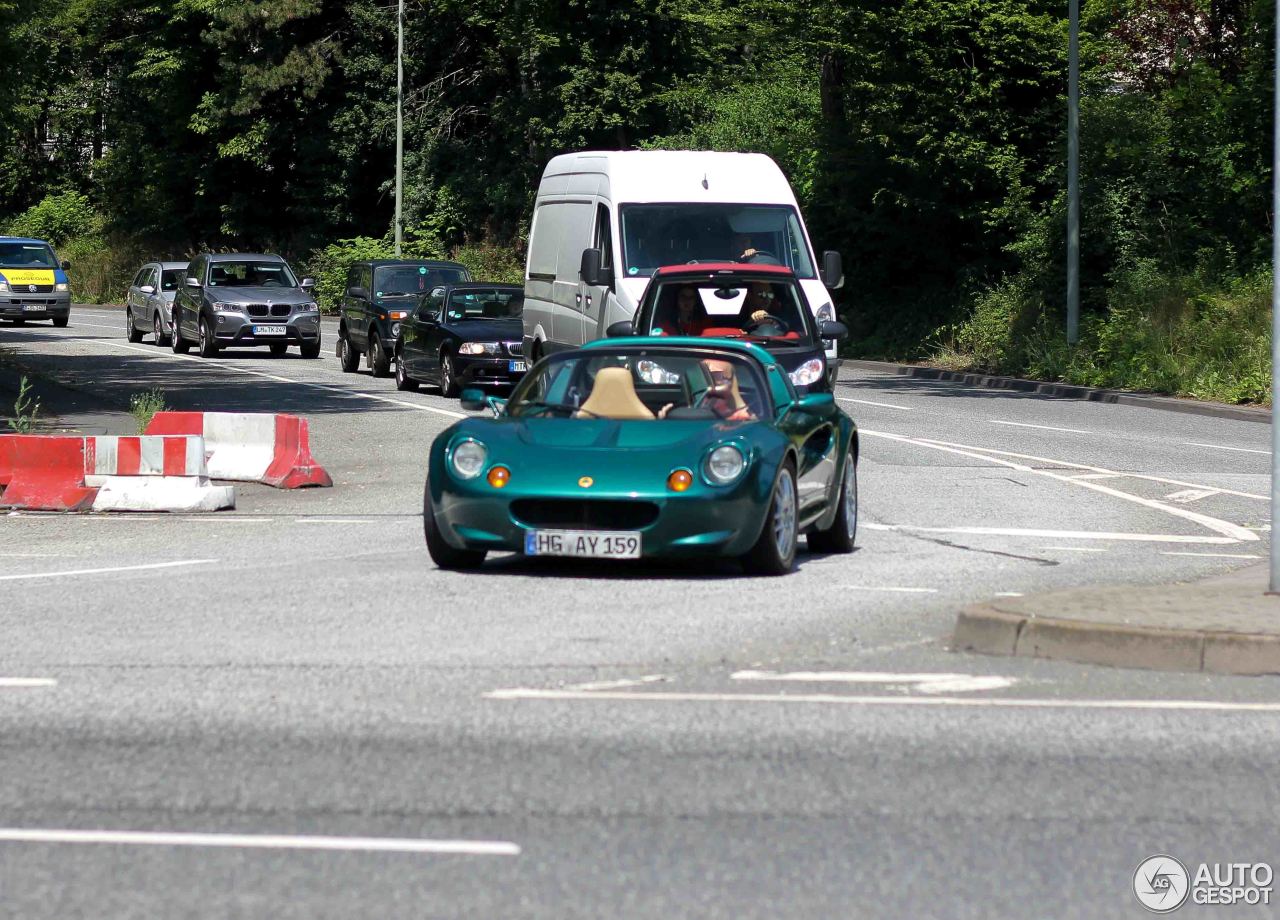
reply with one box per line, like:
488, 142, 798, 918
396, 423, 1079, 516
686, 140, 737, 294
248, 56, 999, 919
394, 0, 404, 258
1066, 0, 1080, 346
1270, 0, 1280, 592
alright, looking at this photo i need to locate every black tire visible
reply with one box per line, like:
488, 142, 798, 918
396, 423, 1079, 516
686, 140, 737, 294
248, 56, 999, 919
395, 349, 419, 391
423, 479, 486, 569
51, 316, 67, 328
197, 318, 219, 357
172, 313, 192, 353
300, 339, 321, 359
126, 308, 144, 342
153, 312, 171, 347
439, 351, 458, 397
12, 318, 25, 326
807, 449, 858, 554
269, 342, 289, 357
338, 333, 360, 372
742, 462, 799, 576
368, 334, 391, 377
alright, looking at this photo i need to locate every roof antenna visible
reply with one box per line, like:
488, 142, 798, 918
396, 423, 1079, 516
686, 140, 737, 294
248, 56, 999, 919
701, 173, 709, 190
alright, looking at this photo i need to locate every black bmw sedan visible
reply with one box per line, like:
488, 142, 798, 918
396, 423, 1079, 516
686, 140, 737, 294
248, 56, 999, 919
394, 283, 527, 397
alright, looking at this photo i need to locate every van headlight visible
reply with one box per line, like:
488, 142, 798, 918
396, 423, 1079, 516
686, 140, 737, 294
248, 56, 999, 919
789, 358, 825, 386
55, 282, 69, 292
703, 443, 747, 485
816, 302, 835, 323
450, 439, 487, 479
0, 281, 9, 293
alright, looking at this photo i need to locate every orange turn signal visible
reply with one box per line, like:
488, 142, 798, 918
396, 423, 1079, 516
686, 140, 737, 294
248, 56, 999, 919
667, 469, 693, 492
487, 466, 511, 488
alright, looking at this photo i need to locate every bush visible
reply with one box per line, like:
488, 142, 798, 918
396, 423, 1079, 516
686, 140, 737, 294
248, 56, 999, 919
60, 233, 151, 304
4, 191, 101, 245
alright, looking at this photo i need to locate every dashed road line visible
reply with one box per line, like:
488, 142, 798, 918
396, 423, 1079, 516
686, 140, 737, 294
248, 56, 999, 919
861, 523, 1240, 544
0, 678, 57, 688
839, 584, 938, 594
563, 674, 669, 692
836, 397, 915, 411
0, 828, 520, 856
0, 560, 216, 582
731, 671, 1015, 693
1184, 442, 1271, 456
989, 420, 1090, 434
1159, 551, 1263, 559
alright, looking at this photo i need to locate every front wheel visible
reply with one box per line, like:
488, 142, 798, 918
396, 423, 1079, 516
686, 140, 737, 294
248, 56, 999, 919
423, 480, 486, 569
172, 314, 191, 353
395, 351, 419, 391
338, 334, 360, 372
126, 308, 143, 342
153, 313, 171, 347
439, 352, 458, 397
300, 339, 321, 359
51, 316, 68, 328
807, 450, 858, 554
197, 318, 219, 358
742, 464, 798, 576
369, 335, 391, 377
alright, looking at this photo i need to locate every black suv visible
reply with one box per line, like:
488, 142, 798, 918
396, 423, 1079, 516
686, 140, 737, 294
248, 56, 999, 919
336, 259, 471, 376
172, 253, 321, 358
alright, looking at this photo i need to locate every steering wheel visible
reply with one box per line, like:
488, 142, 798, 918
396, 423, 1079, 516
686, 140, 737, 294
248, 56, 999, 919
743, 249, 782, 266
744, 313, 790, 335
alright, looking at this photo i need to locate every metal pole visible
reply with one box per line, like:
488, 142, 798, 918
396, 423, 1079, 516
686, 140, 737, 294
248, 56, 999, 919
394, 0, 404, 257
1270, 0, 1280, 592
1066, 0, 1080, 346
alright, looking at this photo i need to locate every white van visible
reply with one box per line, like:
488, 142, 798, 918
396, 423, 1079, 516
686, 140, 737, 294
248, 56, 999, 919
521, 150, 844, 380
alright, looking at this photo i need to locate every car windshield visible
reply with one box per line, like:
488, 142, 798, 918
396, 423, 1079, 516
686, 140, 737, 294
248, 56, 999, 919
160, 269, 185, 292
638, 277, 815, 345
0, 242, 58, 268
207, 260, 296, 288
376, 266, 467, 297
446, 289, 523, 320
620, 204, 815, 279
507, 349, 769, 422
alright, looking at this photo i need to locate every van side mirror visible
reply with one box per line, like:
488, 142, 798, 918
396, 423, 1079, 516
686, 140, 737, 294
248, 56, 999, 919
819, 320, 849, 342
60, 260, 71, 271
820, 251, 844, 289
459, 388, 486, 411
347, 286, 368, 300
580, 248, 613, 288
606, 321, 633, 337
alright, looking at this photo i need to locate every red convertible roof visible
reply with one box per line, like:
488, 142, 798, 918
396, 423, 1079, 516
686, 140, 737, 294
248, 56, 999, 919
652, 263, 796, 277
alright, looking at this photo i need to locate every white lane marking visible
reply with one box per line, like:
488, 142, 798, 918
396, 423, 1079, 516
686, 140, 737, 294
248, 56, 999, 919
836, 397, 915, 411
0, 553, 69, 557
1041, 546, 1108, 552
25, 333, 467, 420
1184, 442, 1271, 456
994, 592, 1025, 597
0, 828, 520, 856
564, 674, 668, 692
1160, 551, 1263, 559
1165, 488, 1220, 504
840, 584, 938, 594
731, 671, 1015, 693
852, 636, 936, 656
1067, 472, 1120, 480
861, 523, 1239, 544
296, 519, 376, 525
485, 688, 1280, 713
0, 678, 57, 688
177, 517, 272, 523
862, 430, 1259, 542
989, 419, 1090, 434
0, 560, 216, 582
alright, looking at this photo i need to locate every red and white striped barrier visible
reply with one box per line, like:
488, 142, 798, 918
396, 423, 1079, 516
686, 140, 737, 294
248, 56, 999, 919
0, 434, 234, 512
85, 435, 234, 512
145, 412, 332, 489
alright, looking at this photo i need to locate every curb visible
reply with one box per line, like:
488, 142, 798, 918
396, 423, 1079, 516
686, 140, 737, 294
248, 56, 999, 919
953, 602, 1280, 676
843, 359, 1269, 424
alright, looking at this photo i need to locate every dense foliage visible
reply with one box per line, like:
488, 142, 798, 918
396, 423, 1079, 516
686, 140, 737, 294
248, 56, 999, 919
0, 0, 1272, 400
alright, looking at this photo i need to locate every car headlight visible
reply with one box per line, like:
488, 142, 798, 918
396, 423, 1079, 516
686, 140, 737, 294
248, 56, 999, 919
789, 358, 825, 386
391, 322, 401, 336
636, 359, 680, 385
816, 302, 835, 323
0, 281, 9, 293
211, 302, 240, 313
704, 443, 747, 485
459, 342, 499, 356
450, 439, 487, 479
300, 301, 319, 312
386, 310, 408, 320
55, 282, 69, 292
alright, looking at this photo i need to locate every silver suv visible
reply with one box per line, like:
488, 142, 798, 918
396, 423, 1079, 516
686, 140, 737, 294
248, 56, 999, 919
171, 252, 321, 358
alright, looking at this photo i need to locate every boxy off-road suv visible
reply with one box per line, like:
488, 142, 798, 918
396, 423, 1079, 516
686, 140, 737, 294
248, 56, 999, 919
171, 253, 322, 358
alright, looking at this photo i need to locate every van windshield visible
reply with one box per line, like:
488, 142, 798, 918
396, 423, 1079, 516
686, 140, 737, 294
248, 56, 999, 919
619, 204, 815, 279
0, 242, 58, 268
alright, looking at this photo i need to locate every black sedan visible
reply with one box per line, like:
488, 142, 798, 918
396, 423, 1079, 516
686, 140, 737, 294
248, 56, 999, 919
394, 284, 527, 397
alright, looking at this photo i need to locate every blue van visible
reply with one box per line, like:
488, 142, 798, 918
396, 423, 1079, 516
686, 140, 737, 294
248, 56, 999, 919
0, 236, 72, 327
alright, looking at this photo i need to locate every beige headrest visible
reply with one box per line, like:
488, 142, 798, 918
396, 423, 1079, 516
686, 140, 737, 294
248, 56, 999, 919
577, 366, 654, 420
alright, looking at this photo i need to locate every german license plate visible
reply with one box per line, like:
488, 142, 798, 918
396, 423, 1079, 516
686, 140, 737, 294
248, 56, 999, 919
524, 529, 641, 559
253, 325, 286, 336
22, 305, 44, 312
509, 360, 527, 373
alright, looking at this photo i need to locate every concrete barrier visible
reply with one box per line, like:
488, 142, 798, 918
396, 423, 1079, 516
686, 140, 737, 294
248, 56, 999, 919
146, 412, 332, 488
86, 435, 234, 512
0, 435, 98, 511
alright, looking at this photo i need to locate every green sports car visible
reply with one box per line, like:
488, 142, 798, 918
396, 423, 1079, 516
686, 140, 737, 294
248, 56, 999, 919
422, 337, 858, 575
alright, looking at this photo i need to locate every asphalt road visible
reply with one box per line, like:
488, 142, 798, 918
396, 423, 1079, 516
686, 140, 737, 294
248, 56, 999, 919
1, 307, 1277, 918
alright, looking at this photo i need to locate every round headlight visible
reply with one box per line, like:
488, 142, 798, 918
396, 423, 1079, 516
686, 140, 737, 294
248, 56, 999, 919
450, 439, 487, 479
789, 358, 825, 387
391, 322, 401, 336
705, 444, 746, 484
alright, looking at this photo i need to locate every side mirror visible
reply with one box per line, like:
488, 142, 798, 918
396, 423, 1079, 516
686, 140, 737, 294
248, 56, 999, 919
60, 260, 71, 271
185, 276, 201, 288
346, 286, 368, 300
139, 285, 156, 296
580, 248, 613, 288
300, 277, 316, 290
819, 320, 849, 342
796, 392, 835, 412
486, 396, 508, 418
820, 251, 844, 290
606, 320, 633, 337
459, 388, 486, 411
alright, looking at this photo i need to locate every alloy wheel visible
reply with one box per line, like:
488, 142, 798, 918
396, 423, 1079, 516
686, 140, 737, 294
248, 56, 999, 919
843, 461, 857, 540
772, 469, 797, 559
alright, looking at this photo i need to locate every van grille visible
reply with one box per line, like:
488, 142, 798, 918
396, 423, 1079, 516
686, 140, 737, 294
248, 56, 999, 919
510, 498, 660, 530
